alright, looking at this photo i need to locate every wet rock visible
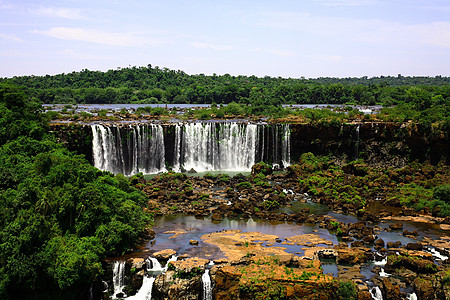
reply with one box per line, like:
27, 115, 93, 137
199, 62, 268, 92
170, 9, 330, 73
153, 249, 177, 261
403, 230, 418, 237
316, 249, 337, 259
406, 242, 423, 251
211, 212, 224, 222
187, 168, 197, 173
374, 238, 385, 248
351, 241, 364, 248
189, 239, 199, 246
389, 223, 403, 230
380, 277, 402, 300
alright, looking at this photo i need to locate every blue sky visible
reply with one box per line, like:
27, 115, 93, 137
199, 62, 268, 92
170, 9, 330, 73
1, 0, 449, 78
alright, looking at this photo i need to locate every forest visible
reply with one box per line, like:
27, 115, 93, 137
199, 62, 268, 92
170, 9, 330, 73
1, 65, 449, 107
0, 83, 152, 298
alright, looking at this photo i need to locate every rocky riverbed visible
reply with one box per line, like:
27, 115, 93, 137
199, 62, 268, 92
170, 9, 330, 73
97, 160, 450, 299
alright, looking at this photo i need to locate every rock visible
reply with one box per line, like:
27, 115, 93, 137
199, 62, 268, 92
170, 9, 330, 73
316, 249, 338, 259
251, 162, 273, 176
189, 239, 199, 246
211, 212, 224, 222
153, 249, 177, 261
406, 242, 422, 251
358, 290, 372, 300
389, 223, 403, 230
187, 168, 197, 173
380, 278, 402, 300
129, 258, 145, 270
374, 239, 385, 248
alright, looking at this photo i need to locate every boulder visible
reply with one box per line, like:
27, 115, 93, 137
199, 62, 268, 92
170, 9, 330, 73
189, 239, 199, 246
153, 249, 177, 261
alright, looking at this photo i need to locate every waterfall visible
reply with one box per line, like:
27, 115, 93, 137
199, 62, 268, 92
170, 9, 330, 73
281, 124, 291, 168
113, 261, 126, 297
92, 122, 290, 175
179, 122, 258, 172
202, 269, 212, 300
355, 124, 360, 158
92, 124, 166, 175
370, 286, 383, 300
127, 276, 155, 300
406, 292, 417, 300
146, 257, 163, 272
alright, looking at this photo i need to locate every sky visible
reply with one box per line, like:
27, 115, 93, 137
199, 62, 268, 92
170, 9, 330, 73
0, 0, 449, 78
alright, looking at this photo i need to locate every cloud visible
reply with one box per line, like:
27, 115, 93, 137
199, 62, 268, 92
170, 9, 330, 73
253, 48, 297, 57
32, 27, 166, 47
58, 49, 115, 60
189, 42, 234, 51
314, 0, 380, 6
30, 7, 87, 20
308, 54, 344, 62
253, 11, 450, 49
0, 33, 24, 42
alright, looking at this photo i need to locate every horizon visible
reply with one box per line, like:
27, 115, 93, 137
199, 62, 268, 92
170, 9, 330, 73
1, 0, 449, 78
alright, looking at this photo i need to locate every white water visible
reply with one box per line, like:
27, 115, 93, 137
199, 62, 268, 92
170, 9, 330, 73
92, 124, 166, 175
281, 124, 291, 167
406, 292, 417, 300
379, 268, 390, 277
202, 269, 212, 300
113, 261, 126, 297
92, 123, 290, 175
127, 276, 155, 300
374, 256, 387, 266
177, 122, 258, 172
425, 246, 448, 261
146, 257, 163, 272
370, 286, 383, 300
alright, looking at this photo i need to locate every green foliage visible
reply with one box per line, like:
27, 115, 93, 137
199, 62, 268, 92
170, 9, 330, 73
236, 181, 252, 189
0, 84, 152, 297
336, 281, 357, 300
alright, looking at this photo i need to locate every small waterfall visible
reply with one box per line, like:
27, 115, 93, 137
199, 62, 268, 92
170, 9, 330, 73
355, 124, 360, 159
370, 286, 383, 300
113, 261, 126, 297
164, 255, 178, 270
379, 268, 390, 277
201, 269, 212, 300
281, 124, 291, 168
406, 292, 417, 300
127, 276, 155, 300
146, 257, 163, 272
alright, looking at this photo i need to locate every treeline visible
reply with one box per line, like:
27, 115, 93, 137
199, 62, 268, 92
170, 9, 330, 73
0, 83, 151, 298
1, 65, 449, 106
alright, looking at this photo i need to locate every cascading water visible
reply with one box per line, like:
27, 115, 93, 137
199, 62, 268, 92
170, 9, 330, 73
281, 124, 291, 167
370, 286, 383, 300
113, 261, 126, 297
201, 269, 212, 300
92, 122, 291, 175
146, 257, 163, 273
126, 276, 155, 300
92, 124, 166, 175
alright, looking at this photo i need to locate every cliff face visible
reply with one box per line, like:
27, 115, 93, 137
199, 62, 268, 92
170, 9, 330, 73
289, 122, 448, 167
49, 121, 449, 169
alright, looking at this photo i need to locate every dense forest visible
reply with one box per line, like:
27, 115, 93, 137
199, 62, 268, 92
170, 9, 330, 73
0, 83, 152, 298
1, 65, 449, 107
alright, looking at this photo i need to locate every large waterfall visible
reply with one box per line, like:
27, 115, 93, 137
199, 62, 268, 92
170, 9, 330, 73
92, 122, 290, 175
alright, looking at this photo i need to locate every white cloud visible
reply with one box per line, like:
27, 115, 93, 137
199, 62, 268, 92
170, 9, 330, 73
189, 42, 234, 51
253, 11, 450, 49
58, 49, 115, 60
30, 7, 87, 20
410, 22, 450, 49
32, 27, 167, 47
254, 47, 297, 57
0, 33, 23, 42
314, 0, 380, 6
308, 54, 344, 62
